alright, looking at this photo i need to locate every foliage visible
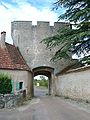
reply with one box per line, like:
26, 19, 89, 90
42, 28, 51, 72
0, 73, 12, 94
42, 0, 90, 62
40, 75, 48, 81
34, 79, 48, 88
34, 75, 48, 88
80, 55, 90, 65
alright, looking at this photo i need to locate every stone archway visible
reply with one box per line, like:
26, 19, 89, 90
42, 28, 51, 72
32, 66, 54, 96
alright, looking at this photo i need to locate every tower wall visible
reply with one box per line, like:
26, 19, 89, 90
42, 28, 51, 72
11, 21, 72, 73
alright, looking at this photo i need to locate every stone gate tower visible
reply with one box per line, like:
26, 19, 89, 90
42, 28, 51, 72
11, 21, 73, 95
11, 21, 72, 72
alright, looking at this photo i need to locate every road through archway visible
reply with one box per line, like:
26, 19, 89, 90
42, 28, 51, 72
32, 66, 54, 97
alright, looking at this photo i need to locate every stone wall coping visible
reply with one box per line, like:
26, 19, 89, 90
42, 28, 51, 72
56, 65, 90, 76
62, 65, 90, 75
11, 21, 69, 27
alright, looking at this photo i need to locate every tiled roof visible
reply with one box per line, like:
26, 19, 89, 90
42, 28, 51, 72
0, 43, 30, 71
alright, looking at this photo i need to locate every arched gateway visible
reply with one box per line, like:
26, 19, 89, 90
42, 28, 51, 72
11, 21, 72, 96
33, 66, 54, 95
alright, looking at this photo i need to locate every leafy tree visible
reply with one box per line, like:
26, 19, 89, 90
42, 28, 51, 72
42, 0, 90, 63
40, 75, 46, 81
34, 75, 48, 88
0, 73, 12, 94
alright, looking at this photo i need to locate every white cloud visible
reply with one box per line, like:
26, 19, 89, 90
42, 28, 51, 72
0, 1, 58, 44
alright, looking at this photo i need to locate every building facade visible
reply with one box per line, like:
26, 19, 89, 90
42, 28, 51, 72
0, 31, 33, 95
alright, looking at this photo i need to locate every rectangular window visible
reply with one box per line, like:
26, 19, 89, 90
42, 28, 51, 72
19, 82, 23, 89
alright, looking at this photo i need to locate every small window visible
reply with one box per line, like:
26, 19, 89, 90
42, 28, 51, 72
19, 82, 23, 89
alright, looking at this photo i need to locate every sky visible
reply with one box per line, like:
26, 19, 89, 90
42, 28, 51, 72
34, 75, 48, 80
0, 0, 65, 44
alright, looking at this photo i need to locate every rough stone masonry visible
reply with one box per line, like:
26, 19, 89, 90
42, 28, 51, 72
11, 21, 73, 73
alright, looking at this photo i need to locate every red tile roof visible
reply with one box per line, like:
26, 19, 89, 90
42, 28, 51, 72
0, 43, 30, 71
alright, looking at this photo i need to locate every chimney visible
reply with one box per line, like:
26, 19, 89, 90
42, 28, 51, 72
0, 31, 6, 48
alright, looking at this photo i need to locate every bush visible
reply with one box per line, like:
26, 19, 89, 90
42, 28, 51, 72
0, 73, 12, 94
40, 80, 48, 88
34, 79, 48, 88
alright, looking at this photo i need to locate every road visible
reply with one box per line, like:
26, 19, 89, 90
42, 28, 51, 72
0, 87, 90, 120
34, 86, 48, 97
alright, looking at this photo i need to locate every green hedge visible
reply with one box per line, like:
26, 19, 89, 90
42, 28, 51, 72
0, 73, 12, 94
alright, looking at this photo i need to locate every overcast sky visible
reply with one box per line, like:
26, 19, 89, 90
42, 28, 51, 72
0, 0, 65, 44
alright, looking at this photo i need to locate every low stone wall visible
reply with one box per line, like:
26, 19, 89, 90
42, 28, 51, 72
55, 66, 90, 102
0, 94, 22, 109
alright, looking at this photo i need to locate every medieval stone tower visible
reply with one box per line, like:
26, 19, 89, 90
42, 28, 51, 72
11, 21, 73, 95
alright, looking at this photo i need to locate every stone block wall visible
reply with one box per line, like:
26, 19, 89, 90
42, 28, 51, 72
55, 65, 90, 102
11, 21, 73, 73
0, 94, 22, 109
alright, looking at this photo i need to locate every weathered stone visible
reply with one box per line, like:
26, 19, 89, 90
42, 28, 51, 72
11, 21, 73, 73
11, 21, 74, 96
5, 99, 14, 108
55, 66, 90, 102
0, 94, 22, 109
0, 100, 5, 109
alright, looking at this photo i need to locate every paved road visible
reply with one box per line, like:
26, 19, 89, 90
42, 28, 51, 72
34, 86, 48, 97
0, 96, 90, 120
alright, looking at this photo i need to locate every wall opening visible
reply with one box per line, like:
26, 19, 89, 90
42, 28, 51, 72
19, 82, 23, 90
34, 75, 49, 97
32, 66, 54, 97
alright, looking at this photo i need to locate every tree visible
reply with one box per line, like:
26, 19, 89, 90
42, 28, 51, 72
40, 75, 46, 81
0, 73, 12, 94
42, 0, 90, 63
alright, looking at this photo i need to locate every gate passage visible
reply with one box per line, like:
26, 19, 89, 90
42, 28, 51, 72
11, 21, 72, 95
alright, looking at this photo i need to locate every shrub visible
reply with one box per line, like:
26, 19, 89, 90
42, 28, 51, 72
0, 73, 12, 94
34, 79, 48, 88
